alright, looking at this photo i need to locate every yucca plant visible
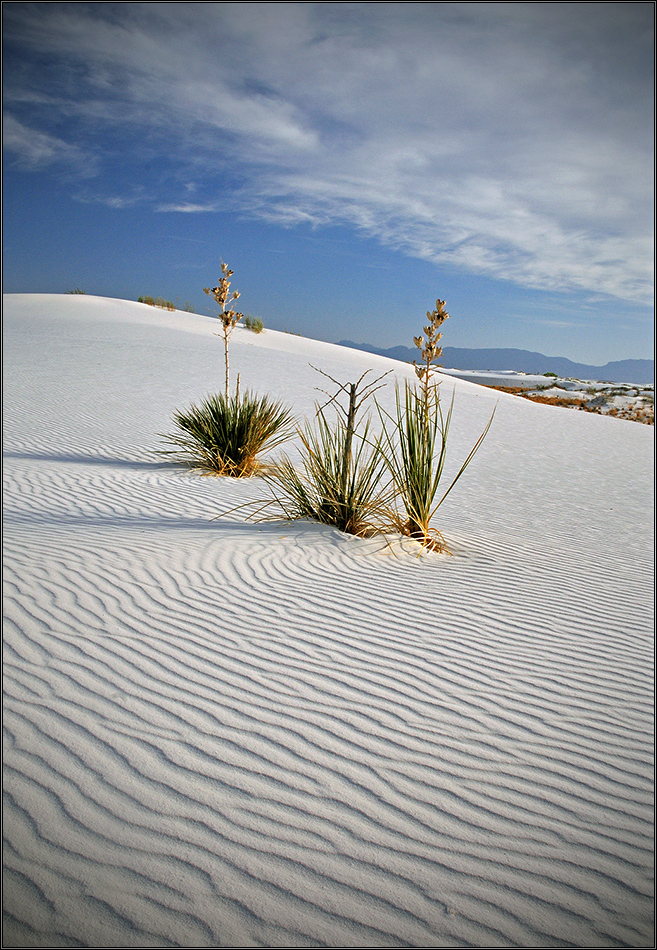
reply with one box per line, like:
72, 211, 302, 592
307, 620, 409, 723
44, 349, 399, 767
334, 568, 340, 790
379, 383, 494, 552
379, 299, 494, 552
260, 410, 391, 536
161, 391, 294, 477
248, 369, 393, 537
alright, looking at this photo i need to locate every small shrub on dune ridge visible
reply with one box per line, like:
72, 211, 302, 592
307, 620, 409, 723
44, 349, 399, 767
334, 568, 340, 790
244, 314, 264, 333
138, 295, 176, 310
161, 391, 294, 477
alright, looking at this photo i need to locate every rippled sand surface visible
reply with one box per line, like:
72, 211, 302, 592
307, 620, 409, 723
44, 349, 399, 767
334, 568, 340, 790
3, 294, 654, 947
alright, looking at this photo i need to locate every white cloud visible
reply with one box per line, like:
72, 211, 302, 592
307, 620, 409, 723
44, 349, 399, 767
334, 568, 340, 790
3, 2, 653, 305
2, 114, 95, 174
155, 203, 217, 213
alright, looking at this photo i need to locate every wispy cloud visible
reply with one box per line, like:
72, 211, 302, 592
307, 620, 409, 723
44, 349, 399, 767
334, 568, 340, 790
155, 202, 218, 213
534, 318, 586, 330
72, 189, 146, 209
2, 114, 96, 175
3, 2, 653, 305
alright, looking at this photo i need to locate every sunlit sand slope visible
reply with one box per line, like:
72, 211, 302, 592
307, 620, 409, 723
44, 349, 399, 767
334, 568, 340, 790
3, 294, 654, 947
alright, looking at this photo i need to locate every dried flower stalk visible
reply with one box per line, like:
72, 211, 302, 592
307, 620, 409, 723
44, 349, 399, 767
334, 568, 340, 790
413, 298, 449, 396
203, 262, 244, 397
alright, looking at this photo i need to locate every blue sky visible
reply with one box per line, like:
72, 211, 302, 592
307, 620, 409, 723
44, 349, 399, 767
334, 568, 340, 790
3, 1, 654, 364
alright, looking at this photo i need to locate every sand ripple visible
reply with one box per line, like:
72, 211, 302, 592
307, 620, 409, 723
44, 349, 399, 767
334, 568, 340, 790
3, 297, 654, 947
4, 504, 654, 946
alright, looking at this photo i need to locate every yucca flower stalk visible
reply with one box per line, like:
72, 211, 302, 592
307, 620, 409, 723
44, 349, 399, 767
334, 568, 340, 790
413, 298, 449, 396
203, 262, 244, 397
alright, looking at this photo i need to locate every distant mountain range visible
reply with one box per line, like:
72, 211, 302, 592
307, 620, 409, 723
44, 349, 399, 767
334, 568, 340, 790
338, 342, 654, 385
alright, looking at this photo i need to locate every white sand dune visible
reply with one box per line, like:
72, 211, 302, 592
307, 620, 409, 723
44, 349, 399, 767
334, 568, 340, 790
3, 294, 654, 948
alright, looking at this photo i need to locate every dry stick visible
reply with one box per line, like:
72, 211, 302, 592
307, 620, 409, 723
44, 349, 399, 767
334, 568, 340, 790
310, 366, 392, 418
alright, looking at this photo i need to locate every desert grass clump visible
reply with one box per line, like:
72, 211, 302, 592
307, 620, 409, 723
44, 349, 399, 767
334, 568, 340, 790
379, 299, 494, 552
161, 391, 294, 477
256, 370, 393, 537
244, 314, 264, 333
139, 295, 176, 310
204, 262, 244, 397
